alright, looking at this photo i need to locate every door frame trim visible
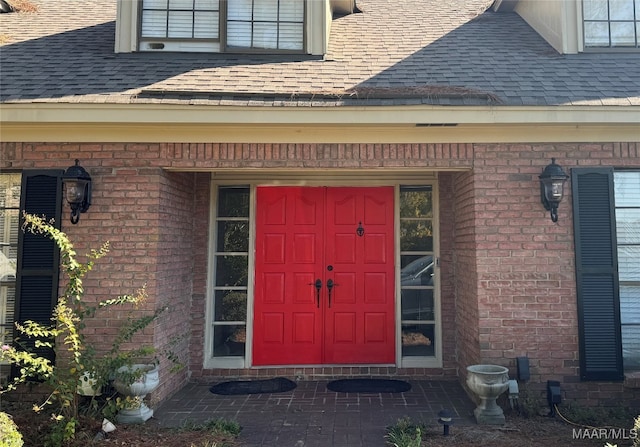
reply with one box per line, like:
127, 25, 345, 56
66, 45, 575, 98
205, 170, 443, 370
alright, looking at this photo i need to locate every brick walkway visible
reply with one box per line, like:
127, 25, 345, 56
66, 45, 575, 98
154, 380, 477, 447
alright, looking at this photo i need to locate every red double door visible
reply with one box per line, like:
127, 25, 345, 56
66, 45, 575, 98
253, 186, 395, 365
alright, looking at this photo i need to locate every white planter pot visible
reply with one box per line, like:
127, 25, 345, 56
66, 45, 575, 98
113, 364, 159, 424
466, 364, 509, 425
77, 372, 102, 396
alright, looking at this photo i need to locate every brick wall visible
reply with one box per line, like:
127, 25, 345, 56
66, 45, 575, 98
1, 141, 639, 409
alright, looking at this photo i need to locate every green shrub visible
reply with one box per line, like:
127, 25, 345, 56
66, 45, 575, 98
385, 417, 424, 447
0, 412, 23, 447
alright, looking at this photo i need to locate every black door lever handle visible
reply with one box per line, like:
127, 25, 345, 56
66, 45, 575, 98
313, 279, 322, 308
326, 279, 334, 308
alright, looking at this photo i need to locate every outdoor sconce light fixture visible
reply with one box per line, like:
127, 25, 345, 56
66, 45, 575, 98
539, 158, 569, 223
62, 159, 92, 224
437, 409, 453, 435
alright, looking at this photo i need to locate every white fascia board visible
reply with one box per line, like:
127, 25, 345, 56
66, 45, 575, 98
2, 103, 640, 125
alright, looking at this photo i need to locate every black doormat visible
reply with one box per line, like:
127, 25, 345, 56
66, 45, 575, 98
210, 377, 297, 395
326, 378, 411, 393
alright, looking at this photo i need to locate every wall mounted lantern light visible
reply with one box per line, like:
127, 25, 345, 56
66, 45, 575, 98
62, 159, 92, 224
539, 158, 569, 223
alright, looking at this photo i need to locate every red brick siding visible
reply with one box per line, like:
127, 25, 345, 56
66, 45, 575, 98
2, 141, 639, 408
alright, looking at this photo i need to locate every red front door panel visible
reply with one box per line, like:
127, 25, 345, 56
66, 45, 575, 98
253, 186, 395, 365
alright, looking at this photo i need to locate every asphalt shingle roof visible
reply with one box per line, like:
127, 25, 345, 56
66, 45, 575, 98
1, 0, 639, 107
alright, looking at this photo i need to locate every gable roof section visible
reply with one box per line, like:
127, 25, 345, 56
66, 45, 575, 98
0, 0, 639, 144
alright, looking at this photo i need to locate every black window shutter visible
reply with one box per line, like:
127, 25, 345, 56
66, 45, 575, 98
14, 170, 63, 366
572, 168, 623, 381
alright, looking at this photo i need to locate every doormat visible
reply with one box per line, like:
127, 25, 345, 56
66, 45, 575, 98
209, 377, 297, 395
326, 378, 411, 393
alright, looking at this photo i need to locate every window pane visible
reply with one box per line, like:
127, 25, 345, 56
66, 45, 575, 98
253, 22, 278, 49
618, 246, 640, 281
227, 22, 252, 46
620, 286, 640, 324
194, 11, 218, 38
401, 255, 434, 287
279, 23, 303, 50
610, 0, 635, 20
400, 221, 433, 251
401, 324, 435, 357
228, 0, 252, 20
142, 10, 168, 37
216, 221, 249, 252
400, 187, 433, 218
279, 0, 304, 21
214, 290, 247, 322
168, 11, 194, 38
585, 21, 611, 46
584, 0, 609, 19
254, 0, 278, 21
615, 172, 640, 206
217, 187, 249, 217
171, 0, 194, 9
145, 0, 168, 9
195, 0, 217, 8
610, 22, 636, 45
622, 325, 640, 369
616, 209, 640, 244
401, 288, 434, 321
215, 255, 248, 286
213, 324, 246, 357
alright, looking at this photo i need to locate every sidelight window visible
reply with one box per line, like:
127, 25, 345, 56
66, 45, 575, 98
211, 186, 250, 358
399, 186, 436, 359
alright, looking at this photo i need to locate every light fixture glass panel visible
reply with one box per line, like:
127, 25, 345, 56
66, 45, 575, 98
252, 22, 278, 49
610, 22, 636, 45
194, 11, 219, 38
141, 10, 168, 38
278, 23, 303, 50
584, 22, 610, 46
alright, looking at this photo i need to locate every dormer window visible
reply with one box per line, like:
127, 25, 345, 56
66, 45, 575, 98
137, 0, 305, 52
583, 0, 639, 48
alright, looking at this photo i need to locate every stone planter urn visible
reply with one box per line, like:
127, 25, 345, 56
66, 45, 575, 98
466, 364, 509, 425
113, 363, 159, 424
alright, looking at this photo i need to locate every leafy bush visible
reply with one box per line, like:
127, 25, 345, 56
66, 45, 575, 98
0, 412, 23, 447
385, 417, 425, 447
0, 214, 183, 446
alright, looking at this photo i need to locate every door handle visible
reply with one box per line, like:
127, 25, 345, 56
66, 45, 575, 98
326, 279, 334, 308
313, 279, 322, 308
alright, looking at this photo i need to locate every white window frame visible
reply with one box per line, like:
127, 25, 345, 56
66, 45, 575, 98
582, 0, 640, 48
614, 170, 640, 370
